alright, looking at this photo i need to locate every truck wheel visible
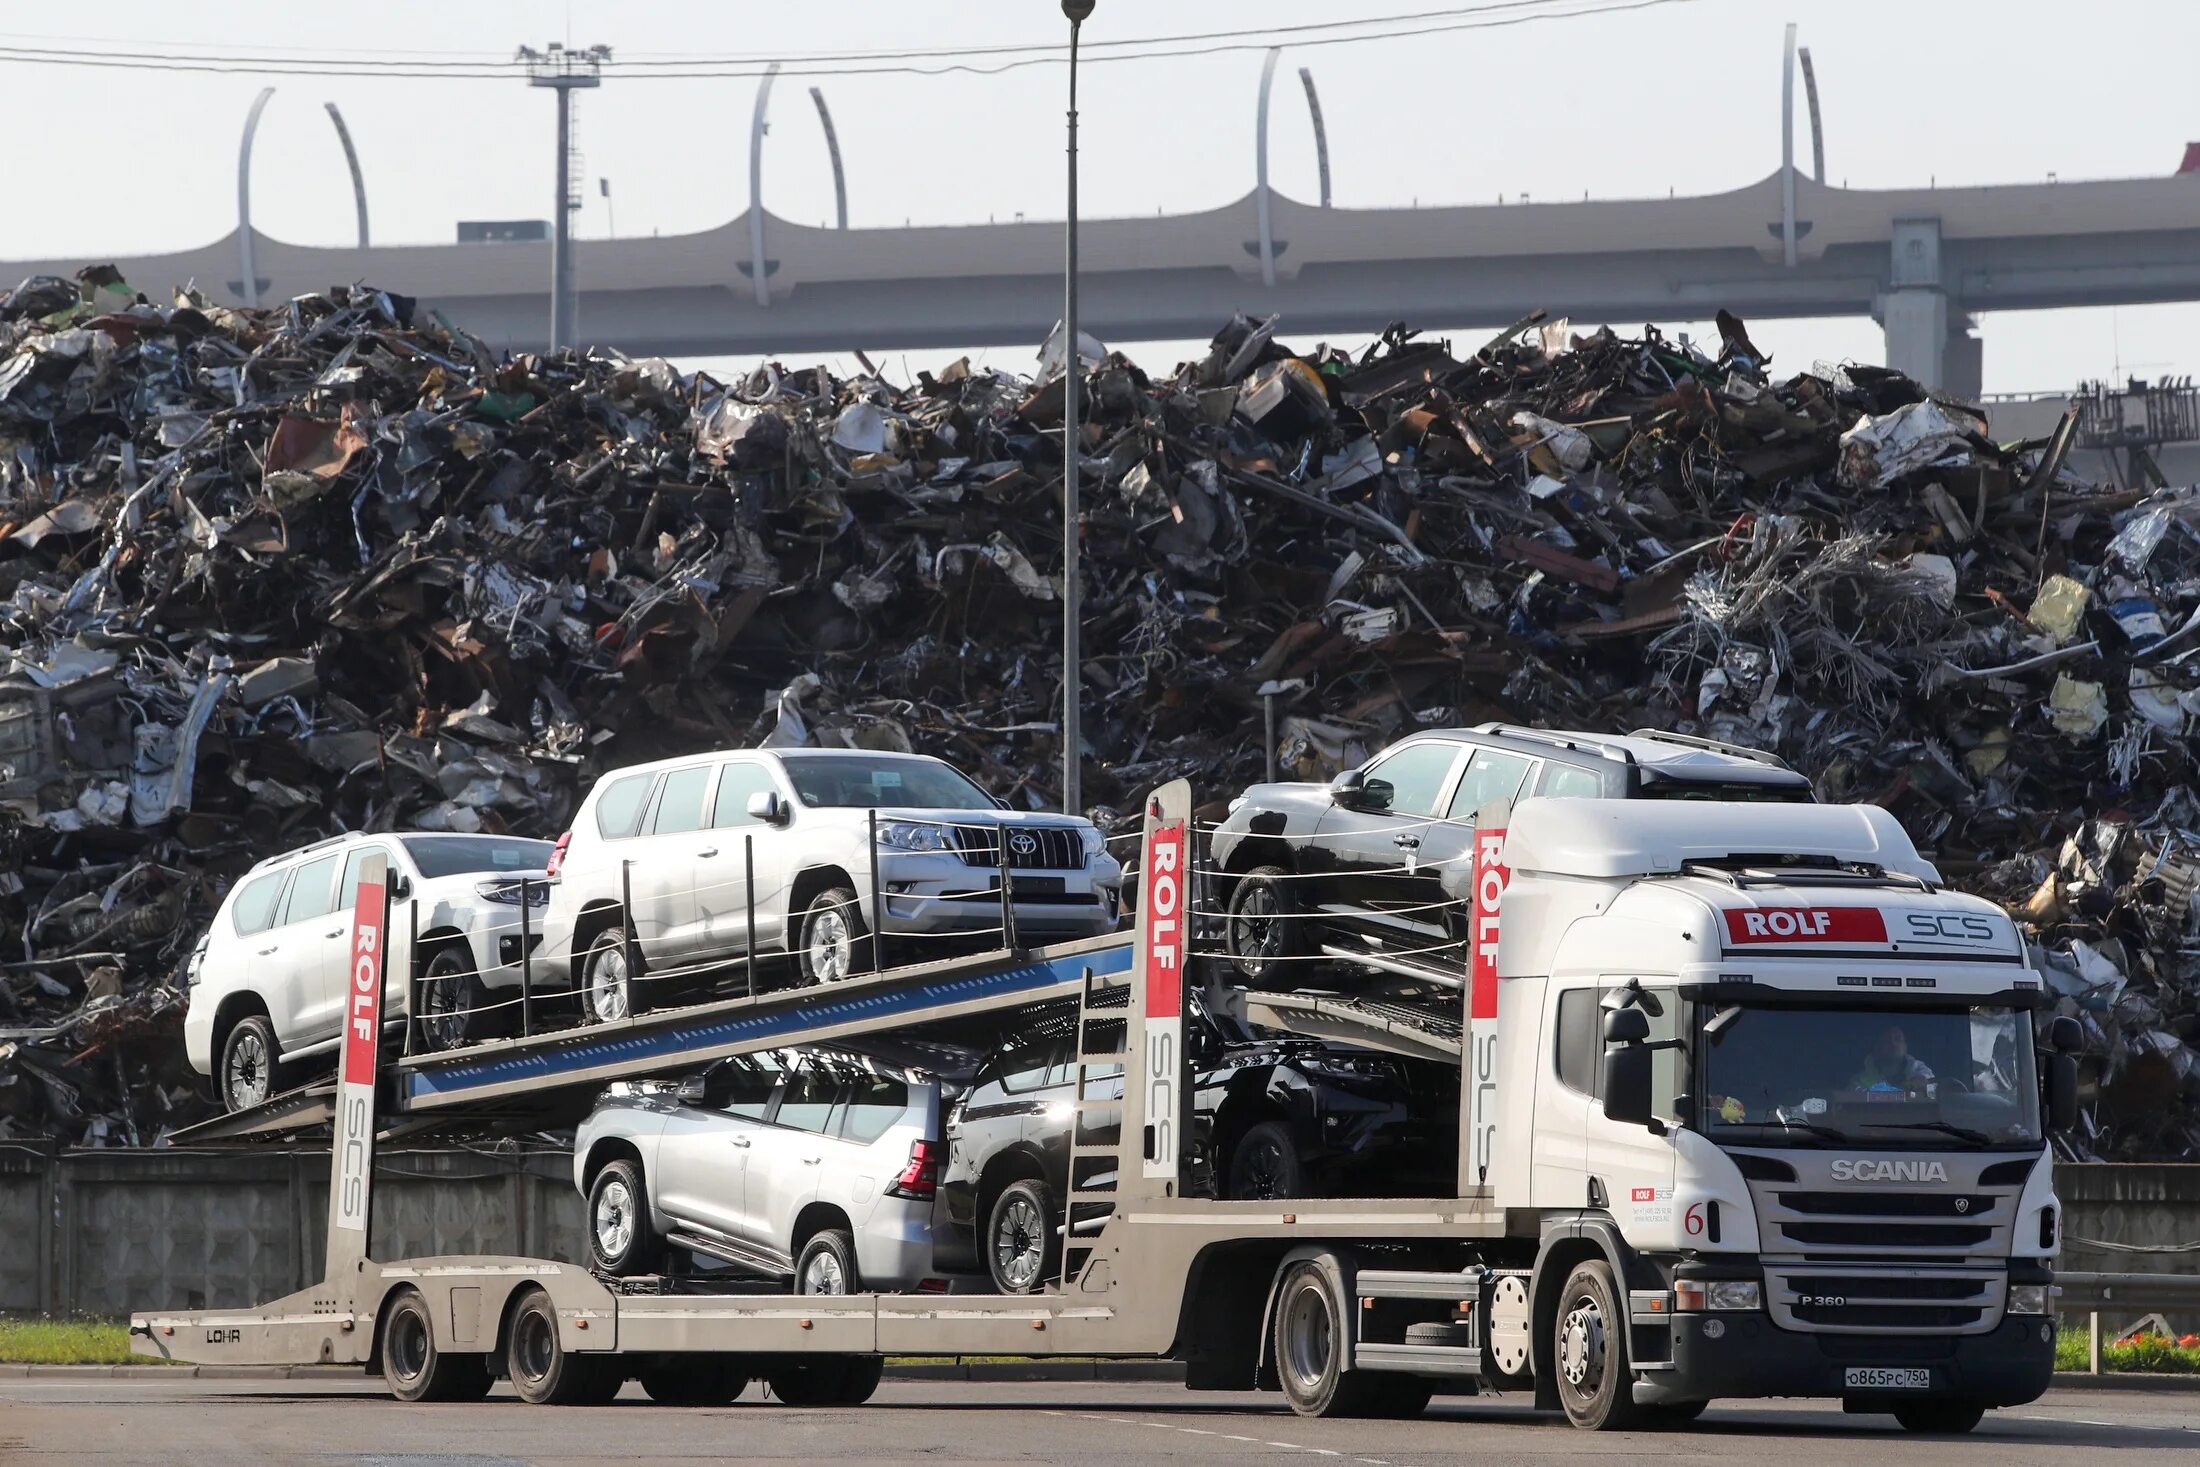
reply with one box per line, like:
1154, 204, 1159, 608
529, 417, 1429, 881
1225, 866, 1303, 983
507, 1288, 618, 1405
1271, 1260, 1390, 1417
986, 1179, 1061, 1294
768, 1354, 883, 1406
380, 1288, 491, 1402
1892, 1400, 1986, 1434
638, 1357, 749, 1405
1554, 1259, 1644, 1430
582, 927, 636, 1025
588, 1159, 662, 1276
796, 1229, 861, 1295
1225, 1121, 1306, 1200
219, 1013, 294, 1113
799, 888, 874, 985
417, 945, 506, 1051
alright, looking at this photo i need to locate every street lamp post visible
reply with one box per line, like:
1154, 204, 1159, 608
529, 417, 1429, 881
1061, 0, 1092, 818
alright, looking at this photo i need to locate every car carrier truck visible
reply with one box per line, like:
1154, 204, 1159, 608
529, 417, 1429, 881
132, 782, 2073, 1433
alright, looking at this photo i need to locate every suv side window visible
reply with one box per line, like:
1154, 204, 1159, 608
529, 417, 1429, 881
336, 845, 392, 915
1358, 742, 1463, 817
711, 762, 775, 829
1445, 749, 1536, 821
775, 1065, 846, 1133
649, 766, 712, 835
840, 1074, 910, 1143
716, 1054, 783, 1120
1539, 763, 1604, 799
595, 774, 653, 840
996, 1046, 1064, 1093
280, 855, 341, 927
1554, 987, 1597, 1097
231, 870, 288, 936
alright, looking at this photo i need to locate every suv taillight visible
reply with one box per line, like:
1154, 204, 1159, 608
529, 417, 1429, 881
887, 1139, 939, 1200
546, 831, 571, 880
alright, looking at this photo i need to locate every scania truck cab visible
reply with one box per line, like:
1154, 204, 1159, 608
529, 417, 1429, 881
1483, 797, 2071, 1429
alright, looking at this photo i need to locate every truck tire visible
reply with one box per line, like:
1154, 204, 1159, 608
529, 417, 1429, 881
219, 1013, 295, 1113
986, 1178, 1060, 1295
767, 1353, 883, 1406
581, 927, 636, 1025
796, 1228, 861, 1295
1225, 1120, 1306, 1200
798, 887, 874, 986
1224, 866, 1304, 983
507, 1288, 619, 1405
588, 1159, 662, 1277
417, 945, 506, 1051
1553, 1259, 1644, 1430
1271, 1259, 1391, 1418
638, 1357, 749, 1405
1892, 1400, 1986, 1434
380, 1288, 491, 1403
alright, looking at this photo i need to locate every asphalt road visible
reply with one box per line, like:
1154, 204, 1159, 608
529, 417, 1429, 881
1, 1377, 2196, 1465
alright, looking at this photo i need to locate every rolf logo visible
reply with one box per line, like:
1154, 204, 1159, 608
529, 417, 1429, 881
1009, 831, 1038, 857
1723, 907, 1888, 945
1831, 1158, 1949, 1183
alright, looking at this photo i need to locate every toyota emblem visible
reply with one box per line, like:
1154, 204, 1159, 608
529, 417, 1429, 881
1009, 831, 1039, 856
1954, 1197, 1970, 1214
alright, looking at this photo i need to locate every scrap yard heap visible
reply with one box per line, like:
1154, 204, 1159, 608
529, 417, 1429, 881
1, 267, 2196, 1155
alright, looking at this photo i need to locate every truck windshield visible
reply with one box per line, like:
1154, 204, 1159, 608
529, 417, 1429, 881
779, 754, 994, 810
1698, 1003, 2041, 1149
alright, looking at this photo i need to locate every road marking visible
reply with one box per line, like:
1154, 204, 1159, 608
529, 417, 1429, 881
1045, 1409, 1374, 1458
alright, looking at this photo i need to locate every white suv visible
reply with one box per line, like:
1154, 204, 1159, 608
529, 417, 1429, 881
184, 832, 556, 1111
574, 1048, 957, 1293
538, 748, 1122, 1023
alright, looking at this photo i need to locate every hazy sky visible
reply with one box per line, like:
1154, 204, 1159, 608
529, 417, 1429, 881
3, 0, 2197, 393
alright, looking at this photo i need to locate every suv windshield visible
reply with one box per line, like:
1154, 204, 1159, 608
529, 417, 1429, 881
780, 754, 994, 810
399, 836, 555, 878
1699, 1003, 2042, 1149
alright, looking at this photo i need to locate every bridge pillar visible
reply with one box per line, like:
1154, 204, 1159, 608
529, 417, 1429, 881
1878, 218, 1977, 394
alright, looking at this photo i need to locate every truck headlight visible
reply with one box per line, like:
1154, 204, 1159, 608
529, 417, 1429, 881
2007, 1284, 2050, 1315
1676, 1280, 1760, 1312
876, 821, 954, 853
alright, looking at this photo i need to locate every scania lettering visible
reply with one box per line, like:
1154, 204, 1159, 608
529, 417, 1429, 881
130, 782, 2070, 1438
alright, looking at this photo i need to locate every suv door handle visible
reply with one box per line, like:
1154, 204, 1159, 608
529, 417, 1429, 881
698, 847, 719, 859
801, 1157, 822, 1166
727, 1136, 751, 1148
256, 946, 278, 956
324, 928, 345, 939
1393, 835, 1421, 848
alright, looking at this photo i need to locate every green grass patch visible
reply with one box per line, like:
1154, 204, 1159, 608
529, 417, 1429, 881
2056, 1327, 2200, 1374
0, 1317, 140, 1365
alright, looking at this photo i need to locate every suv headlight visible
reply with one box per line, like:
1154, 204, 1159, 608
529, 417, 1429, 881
1080, 827, 1105, 861
1675, 1279, 1760, 1311
877, 821, 954, 853
476, 878, 548, 907
2007, 1284, 2051, 1315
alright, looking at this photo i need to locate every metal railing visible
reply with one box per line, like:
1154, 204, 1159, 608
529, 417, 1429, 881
2057, 1270, 2200, 1373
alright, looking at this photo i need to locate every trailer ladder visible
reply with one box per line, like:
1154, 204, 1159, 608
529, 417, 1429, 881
1061, 962, 1131, 1287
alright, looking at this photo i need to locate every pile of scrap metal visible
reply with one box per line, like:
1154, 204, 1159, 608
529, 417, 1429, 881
0, 266, 2188, 1153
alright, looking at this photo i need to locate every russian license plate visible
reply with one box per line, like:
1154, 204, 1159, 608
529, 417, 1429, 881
1844, 1367, 1931, 1390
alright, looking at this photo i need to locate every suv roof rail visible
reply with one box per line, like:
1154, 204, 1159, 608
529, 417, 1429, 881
1679, 860, 1932, 893
1467, 722, 1637, 766
1624, 728, 1794, 772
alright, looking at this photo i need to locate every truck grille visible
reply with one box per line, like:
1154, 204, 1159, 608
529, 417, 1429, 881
1765, 1264, 2003, 1335
952, 824, 1085, 871
1755, 1186, 2008, 1257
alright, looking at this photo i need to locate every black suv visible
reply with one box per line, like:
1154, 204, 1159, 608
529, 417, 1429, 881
1208, 725, 1812, 983
933, 1003, 1455, 1293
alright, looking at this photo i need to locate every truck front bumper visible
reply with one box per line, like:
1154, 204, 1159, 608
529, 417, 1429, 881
1640, 1312, 2056, 1408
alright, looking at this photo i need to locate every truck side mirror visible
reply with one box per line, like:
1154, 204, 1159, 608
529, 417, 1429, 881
2045, 1052, 2079, 1133
746, 790, 790, 826
1601, 1007, 1654, 1128
2046, 1015, 2083, 1053
1327, 769, 1367, 810
1603, 1008, 1650, 1044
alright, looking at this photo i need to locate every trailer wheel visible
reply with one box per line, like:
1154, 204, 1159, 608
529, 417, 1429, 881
507, 1288, 617, 1405
798, 888, 873, 986
986, 1179, 1060, 1294
1892, 1400, 1986, 1435
380, 1288, 490, 1403
767, 1354, 883, 1406
638, 1357, 749, 1406
1271, 1260, 1390, 1418
588, 1159, 662, 1276
1224, 866, 1303, 983
1553, 1259, 1643, 1430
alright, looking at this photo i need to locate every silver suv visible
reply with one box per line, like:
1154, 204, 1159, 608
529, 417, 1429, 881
574, 1049, 954, 1293
538, 748, 1123, 1022
183, 832, 555, 1111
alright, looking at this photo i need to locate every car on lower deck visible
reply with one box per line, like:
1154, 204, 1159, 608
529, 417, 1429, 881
183, 832, 555, 1111
574, 1048, 963, 1295
933, 1002, 1456, 1293
1209, 724, 1814, 985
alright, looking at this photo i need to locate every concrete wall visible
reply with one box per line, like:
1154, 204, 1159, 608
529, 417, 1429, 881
0, 1144, 582, 1317
0, 1150, 2193, 1320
